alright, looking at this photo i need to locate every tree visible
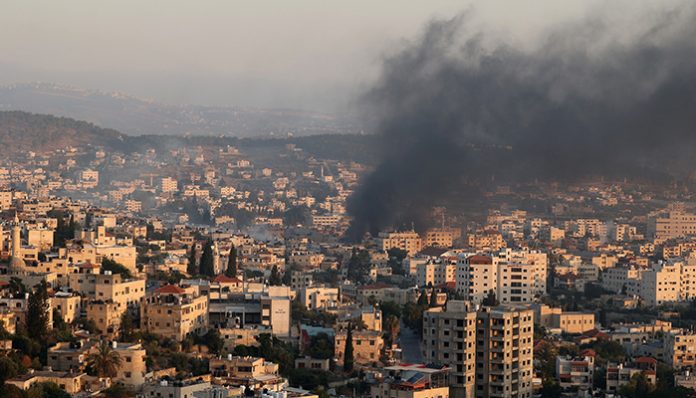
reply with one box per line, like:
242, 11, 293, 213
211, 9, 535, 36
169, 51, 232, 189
417, 291, 429, 306
27, 281, 50, 342
384, 315, 400, 346
343, 325, 354, 373
305, 333, 334, 359
482, 290, 499, 306
619, 372, 655, 398
119, 312, 135, 342
429, 289, 439, 307
7, 277, 26, 298
87, 340, 122, 378
269, 265, 282, 286
101, 258, 132, 279
187, 244, 198, 275
195, 329, 224, 355
225, 245, 238, 277
0, 357, 19, 385
199, 239, 215, 277
26, 382, 71, 398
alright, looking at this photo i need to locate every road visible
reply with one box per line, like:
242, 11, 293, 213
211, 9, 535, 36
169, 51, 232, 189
399, 320, 423, 364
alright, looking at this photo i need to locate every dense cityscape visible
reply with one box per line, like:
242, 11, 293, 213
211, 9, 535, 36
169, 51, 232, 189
3, 1, 696, 398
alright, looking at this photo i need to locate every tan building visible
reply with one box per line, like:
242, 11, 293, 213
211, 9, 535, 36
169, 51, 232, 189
51, 292, 82, 324
378, 231, 423, 256
219, 326, 267, 351
423, 227, 459, 248
300, 286, 339, 310
142, 284, 209, 341
209, 356, 285, 391
47, 340, 95, 372
371, 364, 450, 398
665, 331, 696, 369
416, 261, 456, 288
113, 342, 147, 386
335, 329, 384, 367
423, 300, 477, 398
467, 230, 505, 252
295, 357, 331, 371
648, 209, 696, 240
534, 304, 595, 334
5, 370, 85, 394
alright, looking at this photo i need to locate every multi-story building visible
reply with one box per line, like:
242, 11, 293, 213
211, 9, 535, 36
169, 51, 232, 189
141, 284, 209, 341
533, 304, 595, 334
556, 350, 595, 391
475, 306, 534, 398
378, 231, 423, 256
113, 342, 147, 386
665, 331, 696, 369
648, 209, 696, 240
299, 286, 339, 310
160, 177, 178, 193
423, 300, 477, 398
416, 261, 456, 288
467, 230, 505, 252
456, 250, 547, 305
335, 329, 384, 367
606, 358, 657, 394
423, 227, 459, 248
371, 364, 450, 398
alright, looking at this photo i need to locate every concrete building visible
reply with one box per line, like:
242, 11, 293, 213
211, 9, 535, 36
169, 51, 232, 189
665, 331, 696, 369
423, 300, 477, 398
648, 209, 696, 240
606, 358, 657, 394
533, 304, 595, 334
371, 364, 450, 398
475, 306, 534, 398
556, 350, 595, 391
416, 261, 456, 288
335, 329, 384, 367
456, 250, 547, 305
300, 286, 339, 310
378, 231, 423, 256
208, 355, 285, 392
142, 284, 209, 341
113, 342, 147, 386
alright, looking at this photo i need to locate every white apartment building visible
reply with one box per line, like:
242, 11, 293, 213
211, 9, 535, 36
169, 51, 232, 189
456, 249, 547, 305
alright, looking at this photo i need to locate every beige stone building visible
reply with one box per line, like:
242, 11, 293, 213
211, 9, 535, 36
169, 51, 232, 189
665, 331, 696, 369
300, 286, 339, 310
142, 284, 209, 341
378, 231, 423, 256
113, 342, 147, 386
648, 208, 696, 240
209, 356, 285, 391
534, 304, 595, 334
335, 329, 384, 366
5, 370, 85, 394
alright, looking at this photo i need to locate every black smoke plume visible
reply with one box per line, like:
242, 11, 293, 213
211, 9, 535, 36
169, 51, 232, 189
346, 6, 696, 240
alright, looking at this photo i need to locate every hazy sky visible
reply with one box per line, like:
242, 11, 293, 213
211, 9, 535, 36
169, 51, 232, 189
0, 0, 683, 112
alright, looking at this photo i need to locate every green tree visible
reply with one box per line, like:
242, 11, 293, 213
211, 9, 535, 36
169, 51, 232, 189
343, 326, 354, 373
482, 290, 499, 306
27, 281, 50, 341
26, 382, 71, 398
119, 312, 135, 342
101, 258, 132, 279
269, 265, 282, 286
187, 244, 198, 275
199, 239, 215, 277
429, 289, 439, 307
305, 333, 335, 360
87, 340, 122, 378
225, 245, 238, 277
619, 373, 655, 398
384, 315, 400, 346
0, 357, 19, 385
196, 329, 224, 355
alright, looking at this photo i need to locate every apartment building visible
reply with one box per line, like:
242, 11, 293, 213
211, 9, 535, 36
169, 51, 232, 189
378, 231, 423, 256
606, 358, 657, 394
556, 350, 595, 391
141, 284, 209, 341
423, 300, 477, 398
475, 306, 534, 398
648, 209, 696, 240
112, 342, 147, 386
665, 331, 696, 369
456, 250, 547, 305
416, 261, 456, 288
467, 230, 505, 252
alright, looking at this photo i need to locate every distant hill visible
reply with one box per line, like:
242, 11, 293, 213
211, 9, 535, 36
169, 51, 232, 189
0, 83, 358, 137
0, 110, 127, 152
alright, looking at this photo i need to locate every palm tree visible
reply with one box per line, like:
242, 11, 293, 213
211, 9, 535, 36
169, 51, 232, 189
88, 340, 122, 378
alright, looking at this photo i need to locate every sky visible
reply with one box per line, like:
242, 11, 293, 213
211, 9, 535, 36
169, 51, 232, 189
0, 0, 684, 113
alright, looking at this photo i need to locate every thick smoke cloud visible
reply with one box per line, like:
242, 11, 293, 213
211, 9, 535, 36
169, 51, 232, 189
346, 6, 696, 239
